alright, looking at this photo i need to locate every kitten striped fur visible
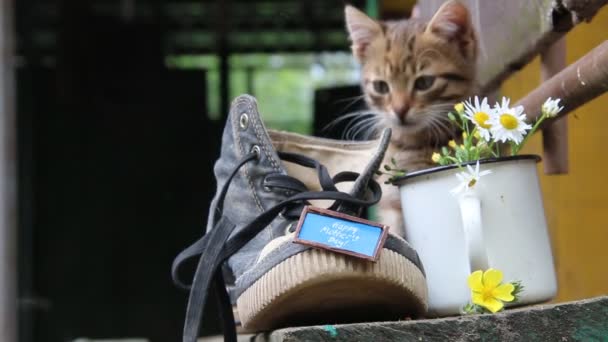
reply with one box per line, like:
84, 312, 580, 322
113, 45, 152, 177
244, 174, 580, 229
345, 0, 478, 235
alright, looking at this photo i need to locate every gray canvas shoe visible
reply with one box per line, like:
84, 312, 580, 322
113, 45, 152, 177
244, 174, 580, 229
172, 95, 427, 342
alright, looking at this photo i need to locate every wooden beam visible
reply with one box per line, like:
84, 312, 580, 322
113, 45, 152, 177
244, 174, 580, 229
0, 0, 17, 341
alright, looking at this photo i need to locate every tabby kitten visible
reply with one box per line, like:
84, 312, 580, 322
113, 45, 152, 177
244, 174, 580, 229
345, 0, 478, 235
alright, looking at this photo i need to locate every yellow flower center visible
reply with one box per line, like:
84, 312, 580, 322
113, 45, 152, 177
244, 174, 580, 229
499, 114, 518, 130
481, 287, 494, 301
474, 112, 491, 129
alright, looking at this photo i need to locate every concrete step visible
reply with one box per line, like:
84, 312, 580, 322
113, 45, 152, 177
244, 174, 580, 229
252, 296, 608, 341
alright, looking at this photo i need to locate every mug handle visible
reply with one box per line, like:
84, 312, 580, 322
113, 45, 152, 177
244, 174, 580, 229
457, 192, 489, 272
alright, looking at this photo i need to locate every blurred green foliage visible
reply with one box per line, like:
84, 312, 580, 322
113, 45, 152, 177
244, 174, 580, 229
166, 53, 359, 134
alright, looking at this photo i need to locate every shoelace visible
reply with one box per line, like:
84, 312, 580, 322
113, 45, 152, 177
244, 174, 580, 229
172, 150, 382, 342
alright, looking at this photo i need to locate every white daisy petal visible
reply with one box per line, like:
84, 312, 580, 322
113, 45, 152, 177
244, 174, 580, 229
489, 98, 531, 144
542, 97, 564, 118
463, 96, 495, 141
450, 161, 492, 196
466, 164, 475, 174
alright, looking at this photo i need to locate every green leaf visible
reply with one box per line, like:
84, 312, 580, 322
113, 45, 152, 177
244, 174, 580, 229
448, 112, 456, 121
511, 280, 525, 301
384, 164, 391, 171
461, 303, 485, 315
455, 147, 468, 162
391, 157, 397, 166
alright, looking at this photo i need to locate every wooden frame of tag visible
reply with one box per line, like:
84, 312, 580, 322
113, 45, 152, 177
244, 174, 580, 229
292, 205, 389, 262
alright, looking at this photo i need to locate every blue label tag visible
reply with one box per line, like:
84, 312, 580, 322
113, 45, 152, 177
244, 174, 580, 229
293, 206, 388, 261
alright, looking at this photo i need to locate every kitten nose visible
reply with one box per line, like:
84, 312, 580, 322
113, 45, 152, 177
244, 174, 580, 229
393, 104, 410, 122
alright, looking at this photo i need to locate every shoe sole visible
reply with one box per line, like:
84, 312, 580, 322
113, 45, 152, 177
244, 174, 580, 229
236, 247, 427, 331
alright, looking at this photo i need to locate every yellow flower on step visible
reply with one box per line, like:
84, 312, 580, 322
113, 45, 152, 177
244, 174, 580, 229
468, 269, 515, 313
489, 97, 531, 144
463, 96, 494, 141
431, 152, 441, 163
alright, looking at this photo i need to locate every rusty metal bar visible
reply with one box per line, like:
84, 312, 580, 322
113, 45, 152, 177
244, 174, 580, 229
517, 40, 608, 129
540, 38, 568, 174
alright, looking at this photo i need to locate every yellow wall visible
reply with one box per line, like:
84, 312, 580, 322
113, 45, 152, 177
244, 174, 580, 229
502, 7, 608, 302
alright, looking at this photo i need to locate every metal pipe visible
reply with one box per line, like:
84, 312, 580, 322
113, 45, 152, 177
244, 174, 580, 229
540, 38, 568, 174
516, 41, 608, 130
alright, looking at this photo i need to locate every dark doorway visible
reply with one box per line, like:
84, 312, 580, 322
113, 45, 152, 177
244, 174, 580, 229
15, 0, 366, 340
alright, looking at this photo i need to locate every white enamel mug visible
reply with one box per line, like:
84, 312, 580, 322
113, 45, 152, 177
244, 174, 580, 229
395, 156, 557, 316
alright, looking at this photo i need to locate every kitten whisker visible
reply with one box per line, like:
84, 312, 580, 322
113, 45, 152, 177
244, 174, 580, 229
421, 112, 456, 146
333, 95, 366, 111
425, 119, 442, 146
346, 116, 378, 140
365, 121, 383, 140
355, 117, 379, 138
322, 110, 376, 133
333, 94, 365, 104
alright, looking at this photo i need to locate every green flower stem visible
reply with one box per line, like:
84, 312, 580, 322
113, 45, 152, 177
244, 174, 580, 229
486, 142, 498, 158
513, 113, 548, 155
451, 111, 465, 130
466, 128, 476, 148
446, 156, 460, 164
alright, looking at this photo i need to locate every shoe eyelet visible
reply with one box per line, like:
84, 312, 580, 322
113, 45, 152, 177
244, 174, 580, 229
239, 112, 249, 130
251, 145, 261, 158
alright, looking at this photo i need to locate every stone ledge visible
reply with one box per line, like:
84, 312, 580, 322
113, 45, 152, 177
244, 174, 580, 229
253, 296, 608, 341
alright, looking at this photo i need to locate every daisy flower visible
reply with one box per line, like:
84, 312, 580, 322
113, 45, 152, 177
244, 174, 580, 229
450, 161, 492, 196
463, 96, 494, 141
489, 97, 531, 144
541, 97, 564, 118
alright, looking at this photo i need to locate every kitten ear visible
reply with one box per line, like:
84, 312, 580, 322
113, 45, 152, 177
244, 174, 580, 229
345, 5, 383, 61
426, 0, 472, 41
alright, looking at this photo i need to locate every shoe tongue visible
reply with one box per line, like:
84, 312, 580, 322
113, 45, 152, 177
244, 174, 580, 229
348, 128, 391, 199
231, 95, 390, 214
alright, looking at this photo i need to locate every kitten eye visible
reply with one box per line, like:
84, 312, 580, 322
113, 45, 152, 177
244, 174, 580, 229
372, 80, 390, 94
414, 76, 436, 91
